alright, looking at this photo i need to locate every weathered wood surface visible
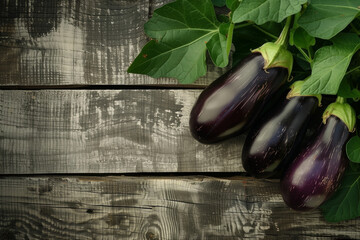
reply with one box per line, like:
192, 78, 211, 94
0, 0, 226, 86
0, 176, 359, 240
0, 90, 245, 174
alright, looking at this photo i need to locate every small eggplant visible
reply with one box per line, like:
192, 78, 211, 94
280, 99, 356, 211
190, 41, 292, 144
241, 81, 321, 178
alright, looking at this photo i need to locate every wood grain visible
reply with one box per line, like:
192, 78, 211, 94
0, 176, 359, 240
0, 90, 245, 174
0, 0, 227, 86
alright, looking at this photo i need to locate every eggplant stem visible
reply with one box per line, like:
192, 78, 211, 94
275, 16, 292, 47
336, 96, 346, 104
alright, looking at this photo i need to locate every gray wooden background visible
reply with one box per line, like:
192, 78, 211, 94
0, 0, 359, 239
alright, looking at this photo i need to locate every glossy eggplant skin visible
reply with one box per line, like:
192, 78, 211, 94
242, 96, 319, 178
280, 115, 349, 211
189, 53, 288, 144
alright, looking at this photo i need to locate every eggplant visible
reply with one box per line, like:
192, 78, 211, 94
189, 18, 294, 144
242, 94, 320, 178
280, 115, 350, 211
189, 52, 289, 143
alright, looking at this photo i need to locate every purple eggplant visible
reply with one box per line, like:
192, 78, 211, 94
280, 115, 350, 211
242, 94, 320, 178
189, 18, 294, 144
189, 52, 288, 143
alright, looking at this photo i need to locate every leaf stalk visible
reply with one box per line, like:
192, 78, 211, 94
296, 46, 312, 65
350, 23, 360, 35
346, 65, 360, 75
252, 25, 277, 39
234, 22, 253, 29
226, 22, 235, 55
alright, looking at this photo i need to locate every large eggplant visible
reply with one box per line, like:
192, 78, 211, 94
190, 52, 290, 144
280, 100, 356, 211
242, 83, 321, 178
189, 18, 293, 144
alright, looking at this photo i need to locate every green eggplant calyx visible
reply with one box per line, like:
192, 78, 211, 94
252, 42, 293, 79
322, 101, 356, 132
287, 80, 322, 106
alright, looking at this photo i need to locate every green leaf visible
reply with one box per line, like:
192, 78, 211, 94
292, 27, 315, 49
298, 0, 360, 40
128, 40, 208, 84
347, 136, 360, 163
301, 33, 360, 95
339, 52, 360, 98
338, 78, 360, 98
206, 23, 230, 67
128, 0, 228, 84
320, 168, 360, 222
232, 0, 307, 25
212, 0, 226, 7
226, 0, 240, 12
144, 0, 219, 39
289, 11, 301, 46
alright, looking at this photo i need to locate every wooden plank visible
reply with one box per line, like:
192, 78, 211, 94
0, 90, 245, 174
0, 0, 227, 86
0, 176, 359, 240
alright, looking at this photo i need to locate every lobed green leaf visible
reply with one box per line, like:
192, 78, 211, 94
226, 0, 240, 12
232, 0, 307, 25
127, 40, 209, 84
320, 168, 360, 222
347, 136, 360, 163
206, 23, 230, 67
301, 33, 360, 95
298, 0, 360, 40
292, 27, 316, 49
338, 78, 360, 98
128, 0, 229, 84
